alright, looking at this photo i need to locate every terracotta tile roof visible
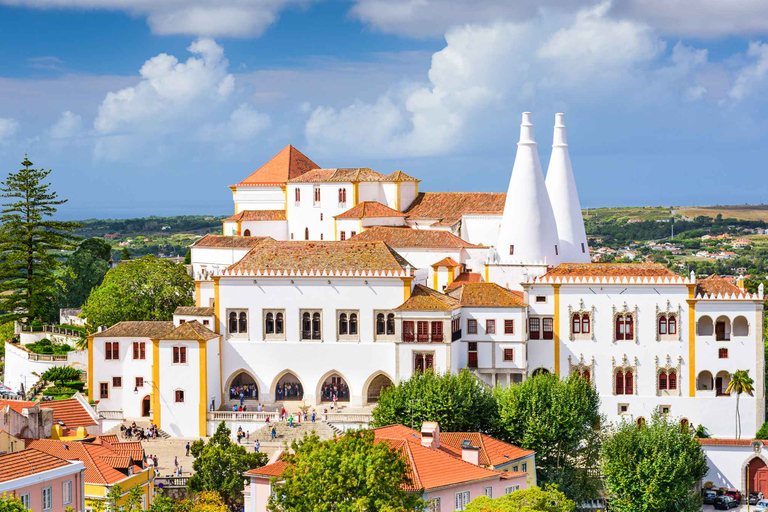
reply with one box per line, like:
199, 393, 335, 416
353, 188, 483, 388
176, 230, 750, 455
543, 263, 678, 279
0, 449, 73, 483
42, 398, 97, 428
234, 145, 319, 187
289, 168, 414, 183
446, 272, 483, 291
431, 257, 460, 268
447, 283, 527, 308
226, 241, 413, 275
94, 436, 143, 461
439, 433, 534, 467
696, 275, 746, 297
0, 400, 37, 414
175, 306, 215, 316
162, 320, 219, 341
396, 284, 461, 311
245, 460, 289, 478
92, 321, 174, 339
335, 201, 406, 219
224, 210, 287, 222
350, 226, 480, 249
192, 234, 272, 249
404, 193, 506, 226
697, 438, 766, 446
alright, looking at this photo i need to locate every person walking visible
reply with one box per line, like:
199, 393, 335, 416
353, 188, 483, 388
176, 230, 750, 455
270, 425, 276, 441
185, 442, 190, 457
288, 414, 293, 428
255, 440, 260, 452
311, 410, 316, 423
174, 456, 178, 469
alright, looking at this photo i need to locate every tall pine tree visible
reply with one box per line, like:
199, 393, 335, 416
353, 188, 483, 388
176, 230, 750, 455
0, 157, 79, 323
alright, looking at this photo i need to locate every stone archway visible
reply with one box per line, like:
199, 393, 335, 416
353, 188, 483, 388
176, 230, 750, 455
742, 450, 768, 496
531, 368, 550, 377
272, 370, 304, 401
226, 370, 260, 401
363, 372, 394, 404
316, 370, 351, 403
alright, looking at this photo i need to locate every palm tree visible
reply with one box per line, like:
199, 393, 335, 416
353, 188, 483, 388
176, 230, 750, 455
726, 369, 755, 439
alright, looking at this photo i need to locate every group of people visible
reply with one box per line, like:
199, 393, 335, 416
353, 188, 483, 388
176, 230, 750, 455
275, 381, 303, 400
320, 381, 349, 403
230, 383, 258, 403
120, 422, 159, 440
236, 426, 250, 444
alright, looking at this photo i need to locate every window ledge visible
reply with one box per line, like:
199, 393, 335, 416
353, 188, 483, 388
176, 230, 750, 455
337, 335, 360, 342
264, 335, 286, 341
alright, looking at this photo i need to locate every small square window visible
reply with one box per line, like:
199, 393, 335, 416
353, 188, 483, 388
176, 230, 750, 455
535, 296, 547, 303
112, 377, 122, 388
618, 403, 629, 414
203, 319, 209, 326
467, 319, 477, 334
175, 390, 185, 403
504, 319, 514, 334
660, 405, 671, 415
503, 349, 514, 361
486, 319, 496, 334
718, 347, 728, 359
99, 382, 109, 399
135, 377, 144, 388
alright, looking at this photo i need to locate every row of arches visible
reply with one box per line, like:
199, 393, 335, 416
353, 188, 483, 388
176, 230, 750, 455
697, 315, 749, 340
226, 369, 394, 405
696, 370, 733, 396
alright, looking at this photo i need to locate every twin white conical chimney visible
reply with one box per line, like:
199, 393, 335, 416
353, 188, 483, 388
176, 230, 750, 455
497, 112, 561, 265
496, 112, 590, 266
546, 113, 590, 263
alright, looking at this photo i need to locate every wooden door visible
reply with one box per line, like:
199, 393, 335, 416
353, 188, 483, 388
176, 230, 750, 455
142, 396, 151, 417
750, 457, 768, 496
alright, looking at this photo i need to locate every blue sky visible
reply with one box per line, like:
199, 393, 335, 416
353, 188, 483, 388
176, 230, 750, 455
0, 1, 768, 219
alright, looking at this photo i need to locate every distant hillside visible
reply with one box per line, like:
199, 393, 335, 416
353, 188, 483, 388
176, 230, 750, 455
582, 204, 768, 223
677, 205, 768, 222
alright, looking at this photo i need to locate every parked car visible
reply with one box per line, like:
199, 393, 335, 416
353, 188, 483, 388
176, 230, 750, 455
750, 491, 765, 505
714, 496, 739, 510
725, 489, 742, 503
703, 489, 718, 504
755, 499, 768, 511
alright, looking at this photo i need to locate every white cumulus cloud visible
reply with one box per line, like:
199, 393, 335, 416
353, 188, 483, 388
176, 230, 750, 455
0, 118, 19, 142
50, 111, 83, 139
724, 41, 768, 104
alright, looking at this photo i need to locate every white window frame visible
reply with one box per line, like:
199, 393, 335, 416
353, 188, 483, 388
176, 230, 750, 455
374, 310, 397, 341
428, 497, 441, 512
63, 479, 72, 505
505, 485, 520, 495
313, 185, 321, 207
227, 308, 249, 338
20, 493, 30, 510
300, 309, 323, 341
337, 309, 360, 341
484, 486, 493, 498
454, 491, 470, 510
42, 486, 52, 511
263, 309, 286, 341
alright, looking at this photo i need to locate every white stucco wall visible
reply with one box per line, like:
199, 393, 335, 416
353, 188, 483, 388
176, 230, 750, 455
91, 336, 154, 419
158, 341, 201, 437
233, 187, 285, 213
461, 215, 502, 248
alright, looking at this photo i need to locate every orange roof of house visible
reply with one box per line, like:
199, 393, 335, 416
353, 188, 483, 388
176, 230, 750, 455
543, 263, 678, 278
696, 275, 746, 297
697, 438, 767, 446
41, 398, 97, 428
404, 192, 506, 227
234, 145, 319, 187
396, 285, 461, 311
175, 306, 215, 316
447, 283, 527, 308
431, 257, 460, 268
289, 168, 419, 184
439, 432, 535, 467
192, 234, 273, 249
92, 321, 174, 338
446, 272, 483, 290
0, 400, 37, 414
224, 210, 287, 222
226, 240, 412, 275
0, 449, 74, 483
162, 320, 219, 342
350, 226, 480, 249
335, 201, 406, 219
245, 459, 289, 478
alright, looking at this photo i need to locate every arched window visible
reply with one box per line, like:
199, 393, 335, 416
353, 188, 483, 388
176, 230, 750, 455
582, 370, 590, 384
659, 372, 667, 390
680, 418, 689, 430
624, 371, 633, 395
637, 417, 646, 428
343, 189, 347, 203
387, 313, 395, 335
338, 188, 343, 203
312, 312, 321, 339
302, 312, 311, 339
229, 312, 238, 334
295, 188, 300, 203
276, 313, 284, 334
616, 371, 624, 395
376, 313, 385, 335
305, 227, 309, 240
265, 313, 274, 334
349, 313, 358, 335
572, 315, 581, 334
668, 316, 676, 335
243, 229, 251, 237
339, 313, 348, 335
659, 315, 667, 335
668, 371, 677, 390
239, 312, 248, 333
615, 316, 624, 340
581, 314, 590, 334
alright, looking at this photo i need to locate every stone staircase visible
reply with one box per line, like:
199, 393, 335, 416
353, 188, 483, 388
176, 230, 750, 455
250, 420, 337, 444
104, 420, 171, 439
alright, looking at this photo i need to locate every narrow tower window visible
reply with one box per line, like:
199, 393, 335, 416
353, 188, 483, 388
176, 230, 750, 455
555, 245, 559, 256
581, 243, 586, 253
509, 245, 514, 255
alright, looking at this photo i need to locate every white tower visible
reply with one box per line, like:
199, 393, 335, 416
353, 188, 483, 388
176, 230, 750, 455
497, 112, 561, 265
545, 113, 590, 263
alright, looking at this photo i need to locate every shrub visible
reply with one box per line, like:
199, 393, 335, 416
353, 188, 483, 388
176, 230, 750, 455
755, 422, 768, 439
43, 386, 77, 397
63, 381, 85, 392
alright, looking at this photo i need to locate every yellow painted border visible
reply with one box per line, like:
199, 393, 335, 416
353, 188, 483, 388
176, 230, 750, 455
402, 277, 413, 301
199, 340, 208, 437
484, 264, 489, 283
195, 282, 201, 307
87, 336, 94, 401
553, 284, 561, 375
687, 284, 697, 397
152, 338, 161, 426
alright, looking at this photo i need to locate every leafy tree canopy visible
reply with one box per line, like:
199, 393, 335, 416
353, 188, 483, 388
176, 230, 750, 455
465, 486, 576, 512
600, 413, 708, 512
188, 423, 268, 506
40, 365, 81, 386
0, 493, 26, 512
120, 247, 131, 260
371, 370, 497, 432
58, 238, 111, 309
269, 429, 424, 512
81, 255, 194, 328
494, 374, 602, 504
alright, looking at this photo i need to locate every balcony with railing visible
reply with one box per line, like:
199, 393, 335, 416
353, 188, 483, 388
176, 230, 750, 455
402, 333, 415, 342
301, 330, 322, 340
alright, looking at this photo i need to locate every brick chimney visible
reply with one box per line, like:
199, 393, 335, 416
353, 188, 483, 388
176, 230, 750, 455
420, 422, 440, 449
461, 439, 480, 466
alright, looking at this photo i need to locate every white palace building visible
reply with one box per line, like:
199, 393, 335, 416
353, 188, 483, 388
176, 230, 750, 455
87, 113, 764, 451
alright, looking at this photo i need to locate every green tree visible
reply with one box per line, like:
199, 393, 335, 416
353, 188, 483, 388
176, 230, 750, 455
371, 370, 497, 432
184, 248, 191, 264
0, 157, 79, 323
269, 430, 424, 512
0, 492, 26, 512
82, 255, 194, 327
727, 369, 755, 439
600, 413, 708, 512
756, 422, 768, 439
188, 422, 268, 506
120, 247, 131, 260
464, 486, 575, 512
494, 374, 602, 504
59, 238, 112, 308
40, 365, 81, 386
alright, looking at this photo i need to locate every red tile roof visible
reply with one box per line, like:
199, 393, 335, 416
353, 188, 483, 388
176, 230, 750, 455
0, 400, 37, 414
697, 438, 767, 446
192, 234, 272, 249
404, 193, 506, 226
224, 210, 287, 222
696, 275, 746, 297
542, 263, 678, 278
289, 168, 419, 184
41, 398, 97, 428
431, 257, 460, 268
161, 320, 219, 341
396, 284, 461, 311
447, 283, 527, 308
0, 449, 74, 483
439, 433, 535, 467
335, 201, 406, 219
234, 145, 319, 187
175, 306, 215, 316
245, 459, 289, 478
350, 226, 480, 249
226, 240, 412, 275
92, 321, 174, 339
446, 272, 483, 290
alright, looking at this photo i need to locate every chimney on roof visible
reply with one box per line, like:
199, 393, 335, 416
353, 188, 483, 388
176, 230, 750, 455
460, 439, 480, 466
420, 422, 440, 449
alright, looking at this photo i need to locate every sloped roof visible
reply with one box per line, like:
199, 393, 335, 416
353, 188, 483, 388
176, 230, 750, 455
289, 168, 418, 183
350, 226, 480, 249
439, 432, 535, 467
234, 145, 319, 187
162, 320, 219, 341
192, 234, 272, 249
404, 192, 506, 226
335, 201, 406, 219
175, 306, 215, 316
226, 241, 412, 275
696, 275, 746, 298
387, 171, 419, 182
446, 272, 483, 291
224, 210, 287, 222
245, 459, 289, 478
431, 257, 460, 268
396, 285, 461, 311
542, 263, 677, 279
92, 321, 174, 339
0, 449, 74, 483
42, 398, 97, 427
0, 400, 37, 414
447, 283, 527, 308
